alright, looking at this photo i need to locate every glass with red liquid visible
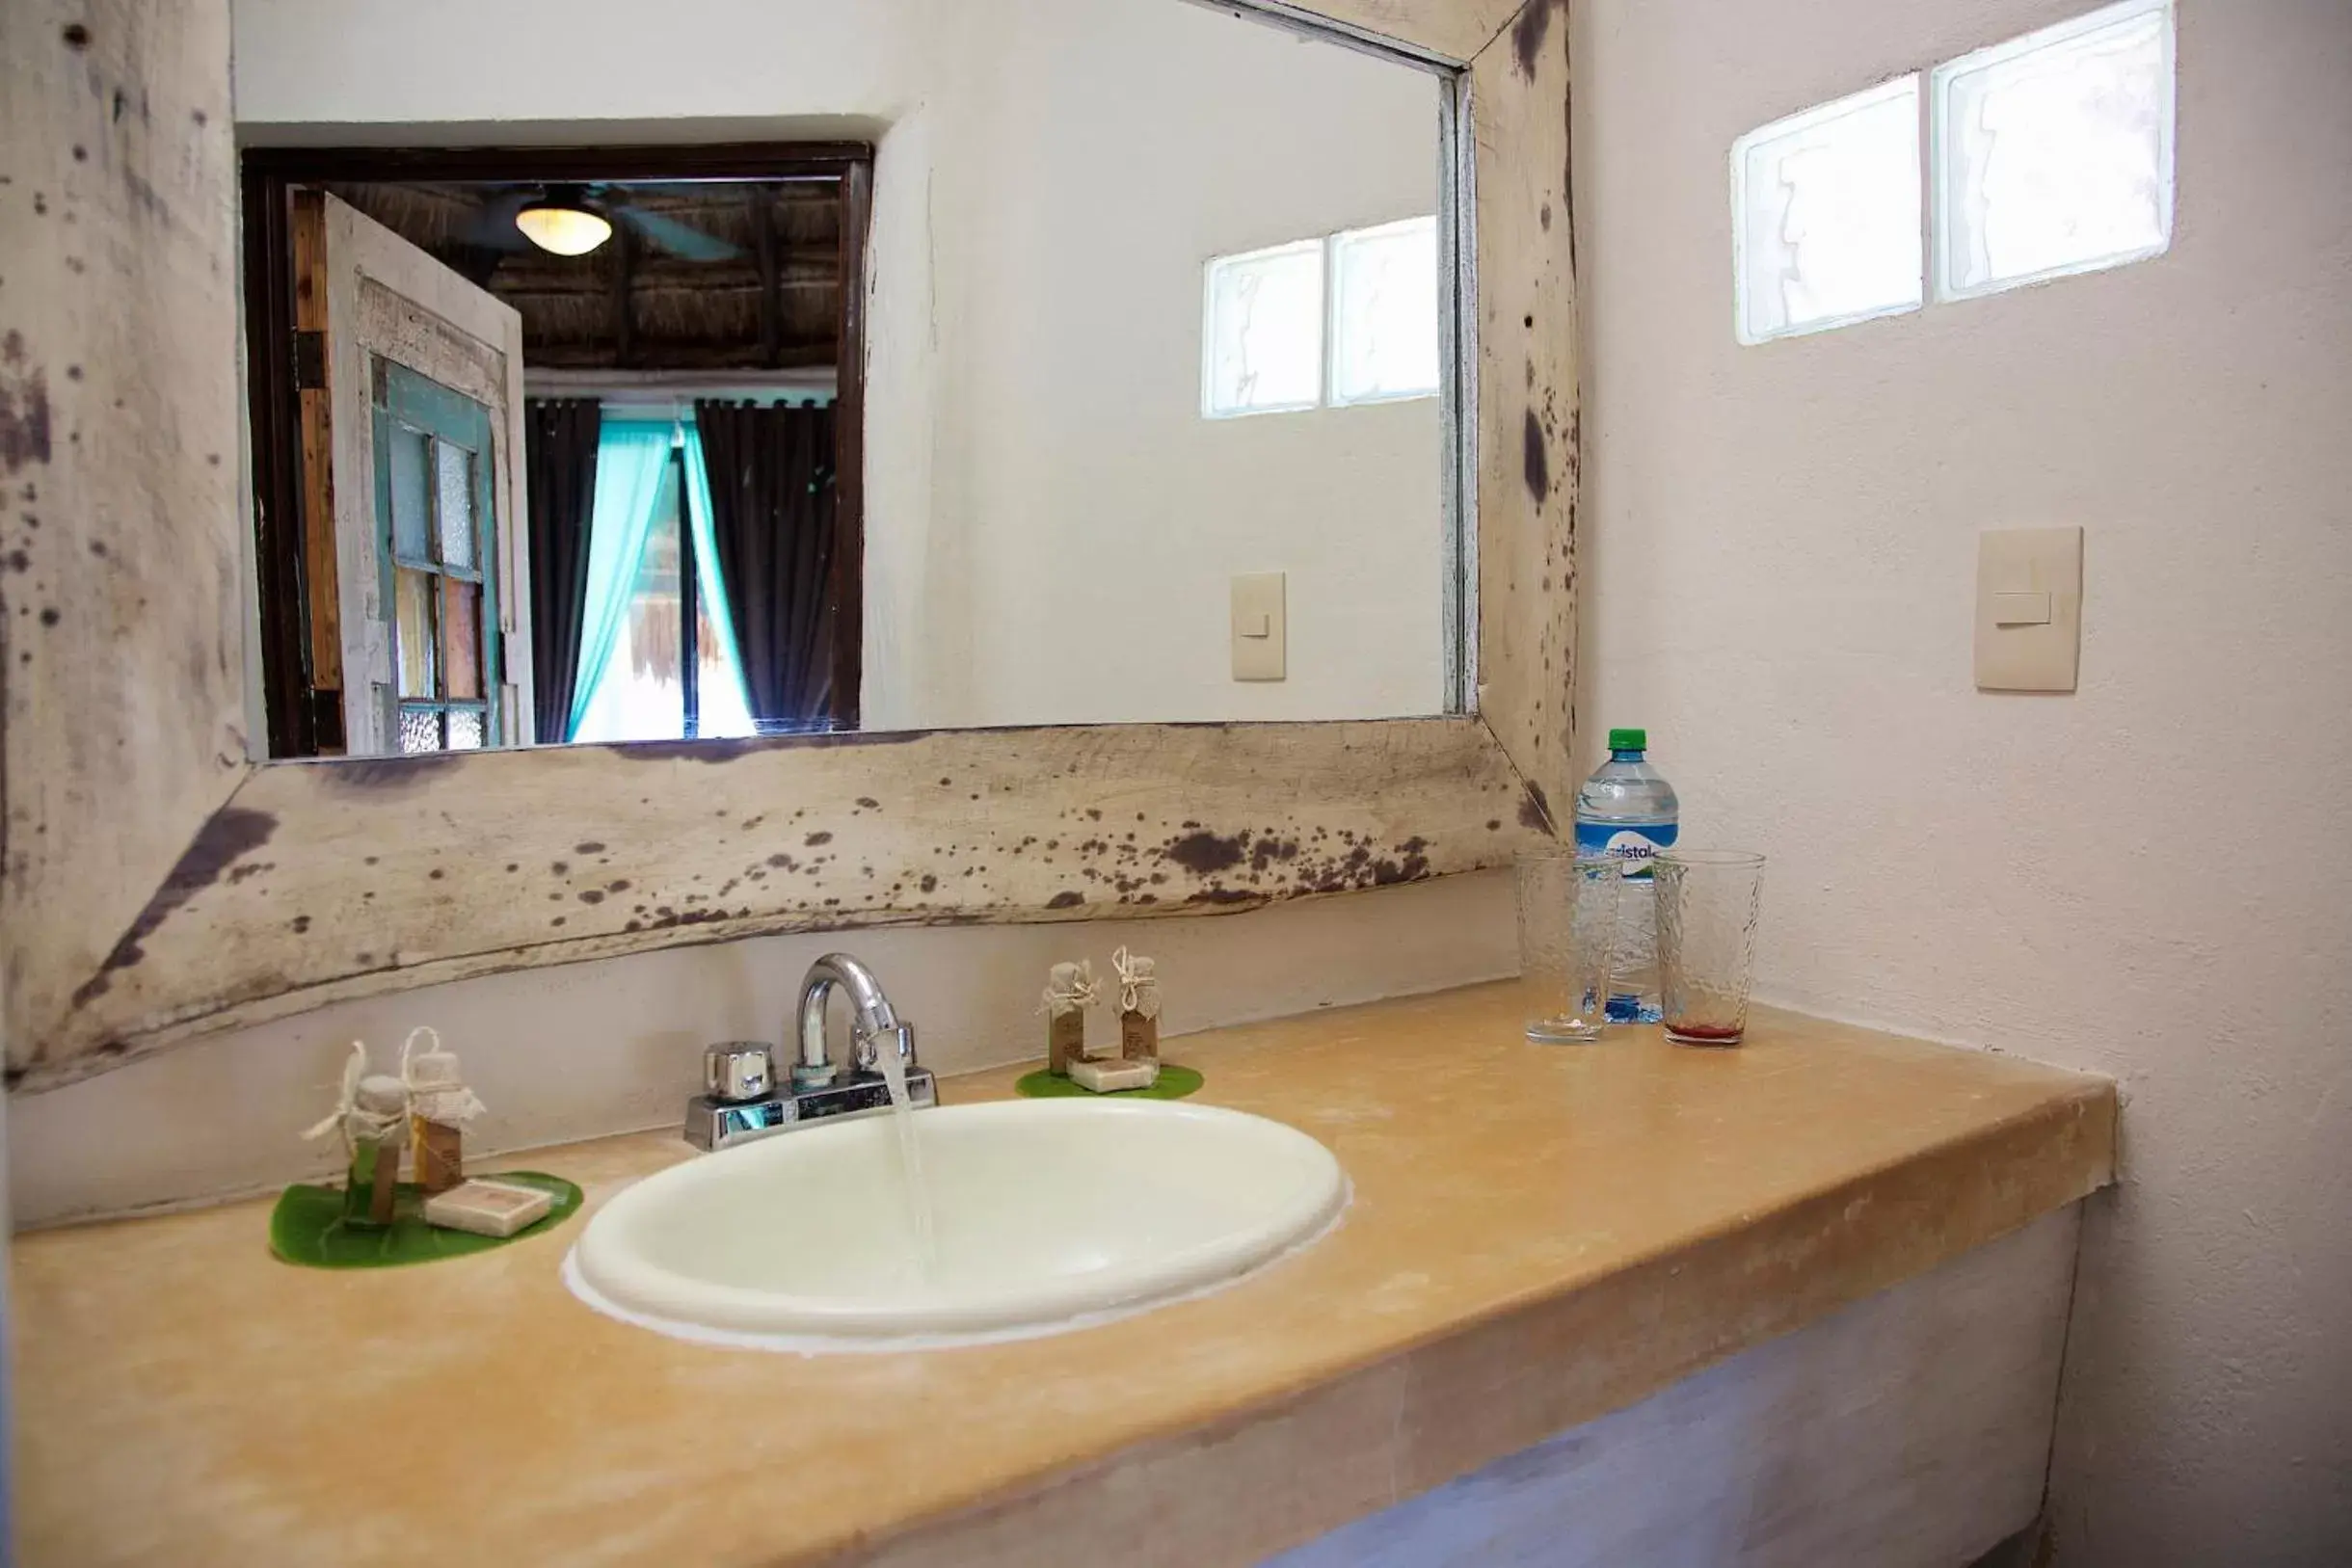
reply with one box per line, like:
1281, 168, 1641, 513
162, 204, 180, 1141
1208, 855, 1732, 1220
1655, 850, 1765, 1046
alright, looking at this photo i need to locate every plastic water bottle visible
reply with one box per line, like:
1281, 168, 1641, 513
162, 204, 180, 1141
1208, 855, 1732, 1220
1574, 728, 1680, 1023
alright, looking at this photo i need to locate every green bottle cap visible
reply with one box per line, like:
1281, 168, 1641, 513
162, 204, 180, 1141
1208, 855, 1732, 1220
1608, 728, 1647, 752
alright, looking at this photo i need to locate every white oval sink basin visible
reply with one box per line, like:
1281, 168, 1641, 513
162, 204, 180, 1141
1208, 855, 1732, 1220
565, 1100, 1347, 1348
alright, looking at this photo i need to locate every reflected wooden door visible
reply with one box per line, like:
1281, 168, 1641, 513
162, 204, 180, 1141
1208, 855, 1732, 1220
296, 191, 530, 755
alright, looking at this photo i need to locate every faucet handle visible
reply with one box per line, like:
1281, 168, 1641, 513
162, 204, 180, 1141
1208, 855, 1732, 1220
703, 1042, 775, 1104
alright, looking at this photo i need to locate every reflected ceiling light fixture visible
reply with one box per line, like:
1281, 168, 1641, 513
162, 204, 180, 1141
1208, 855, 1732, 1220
514, 185, 614, 256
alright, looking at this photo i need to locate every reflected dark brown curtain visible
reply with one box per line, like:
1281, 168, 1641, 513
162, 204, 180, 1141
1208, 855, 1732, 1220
524, 399, 602, 744
693, 400, 840, 731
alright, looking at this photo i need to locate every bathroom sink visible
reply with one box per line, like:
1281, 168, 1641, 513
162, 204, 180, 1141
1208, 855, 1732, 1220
565, 1099, 1348, 1347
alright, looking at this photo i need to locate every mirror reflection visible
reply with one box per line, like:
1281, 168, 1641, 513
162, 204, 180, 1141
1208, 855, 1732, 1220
237, 0, 1454, 757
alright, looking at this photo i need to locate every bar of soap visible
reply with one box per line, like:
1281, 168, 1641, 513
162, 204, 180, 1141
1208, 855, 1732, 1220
1067, 1056, 1160, 1093
421, 1180, 554, 1238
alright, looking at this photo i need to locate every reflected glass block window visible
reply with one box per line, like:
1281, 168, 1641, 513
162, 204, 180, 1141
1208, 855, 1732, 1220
1732, 77, 1923, 344
1202, 240, 1324, 417
398, 706, 443, 755
1934, 0, 2174, 300
1330, 216, 1439, 406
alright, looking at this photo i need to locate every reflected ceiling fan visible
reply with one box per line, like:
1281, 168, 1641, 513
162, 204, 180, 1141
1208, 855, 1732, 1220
467, 183, 743, 261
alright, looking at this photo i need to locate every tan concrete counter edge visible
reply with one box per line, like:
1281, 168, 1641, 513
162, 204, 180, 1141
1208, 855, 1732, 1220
13, 982, 2116, 1568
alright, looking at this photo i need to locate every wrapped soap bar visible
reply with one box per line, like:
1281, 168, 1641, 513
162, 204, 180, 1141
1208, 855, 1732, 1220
422, 1180, 552, 1238
1068, 1056, 1159, 1093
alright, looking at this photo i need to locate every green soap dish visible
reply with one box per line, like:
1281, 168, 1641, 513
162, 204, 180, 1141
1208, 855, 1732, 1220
268, 1171, 581, 1269
1014, 1064, 1203, 1101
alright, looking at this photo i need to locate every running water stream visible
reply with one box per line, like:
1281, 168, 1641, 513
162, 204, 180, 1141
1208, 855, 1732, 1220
872, 1043, 937, 1275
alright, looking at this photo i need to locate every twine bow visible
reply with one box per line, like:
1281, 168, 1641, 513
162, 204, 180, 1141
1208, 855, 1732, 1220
1041, 959, 1100, 1018
302, 1041, 408, 1154
401, 1025, 486, 1127
1112, 945, 1161, 1020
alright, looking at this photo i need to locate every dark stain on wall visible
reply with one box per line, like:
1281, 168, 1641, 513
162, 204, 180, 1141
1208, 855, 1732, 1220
319, 753, 467, 792
1511, 0, 1561, 79
0, 332, 53, 475
69, 808, 279, 1009
1523, 409, 1551, 505
1164, 831, 1247, 875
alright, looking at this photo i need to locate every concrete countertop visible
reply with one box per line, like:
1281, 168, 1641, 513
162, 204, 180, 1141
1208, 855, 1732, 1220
13, 982, 2115, 1567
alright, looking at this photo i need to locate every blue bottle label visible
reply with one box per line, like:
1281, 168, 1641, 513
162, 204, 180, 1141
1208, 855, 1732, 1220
1573, 821, 1677, 878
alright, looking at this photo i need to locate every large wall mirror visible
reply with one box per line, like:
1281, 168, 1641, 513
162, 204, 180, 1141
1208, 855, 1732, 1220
1, 0, 1575, 1088
242, 3, 1465, 756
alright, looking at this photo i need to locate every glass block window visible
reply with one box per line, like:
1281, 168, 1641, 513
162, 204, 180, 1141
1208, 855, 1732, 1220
1732, 77, 1924, 344
1202, 240, 1325, 418
1934, 0, 2174, 300
1330, 216, 1440, 407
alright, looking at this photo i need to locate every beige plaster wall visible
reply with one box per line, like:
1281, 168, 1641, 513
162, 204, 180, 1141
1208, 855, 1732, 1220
1572, 0, 2352, 1560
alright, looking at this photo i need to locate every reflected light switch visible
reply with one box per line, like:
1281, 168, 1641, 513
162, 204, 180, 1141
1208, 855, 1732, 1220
1976, 528, 2081, 692
1231, 572, 1286, 681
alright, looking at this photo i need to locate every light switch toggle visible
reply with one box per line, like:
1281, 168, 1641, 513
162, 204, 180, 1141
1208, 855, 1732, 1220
1231, 571, 1287, 681
1992, 591, 2052, 626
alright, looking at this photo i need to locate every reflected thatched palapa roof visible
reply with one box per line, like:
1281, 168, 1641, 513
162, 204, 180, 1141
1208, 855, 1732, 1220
325, 179, 843, 372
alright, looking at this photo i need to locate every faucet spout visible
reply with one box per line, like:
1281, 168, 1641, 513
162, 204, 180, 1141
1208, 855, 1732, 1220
796, 952, 910, 1078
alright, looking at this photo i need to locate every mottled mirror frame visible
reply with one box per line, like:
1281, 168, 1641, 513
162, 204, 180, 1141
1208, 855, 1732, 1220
0, 0, 1576, 1089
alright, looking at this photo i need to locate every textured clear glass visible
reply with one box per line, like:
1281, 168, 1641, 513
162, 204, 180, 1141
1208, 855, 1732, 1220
388, 423, 432, 562
1934, 0, 2172, 299
434, 439, 477, 570
445, 708, 485, 750
1656, 851, 1766, 1046
397, 706, 443, 755
394, 568, 438, 700
1733, 77, 1923, 343
1331, 216, 1438, 406
1202, 240, 1324, 417
1514, 850, 1621, 1044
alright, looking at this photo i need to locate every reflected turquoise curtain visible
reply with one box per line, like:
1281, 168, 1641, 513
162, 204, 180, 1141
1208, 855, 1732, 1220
680, 426, 758, 726
566, 421, 674, 741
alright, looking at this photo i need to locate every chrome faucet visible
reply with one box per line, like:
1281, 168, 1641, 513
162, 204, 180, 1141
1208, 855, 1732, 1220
795, 951, 915, 1087
682, 952, 938, 1151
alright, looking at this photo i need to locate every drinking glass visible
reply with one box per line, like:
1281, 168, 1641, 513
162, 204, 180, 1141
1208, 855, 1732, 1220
1514, 849, 1620, 1043
1655, 850, 1766, 1046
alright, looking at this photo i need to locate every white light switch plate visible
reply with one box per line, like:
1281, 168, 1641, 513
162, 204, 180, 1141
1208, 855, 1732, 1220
1975, 527, 2082, 692
1231, 571, 1286, 681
